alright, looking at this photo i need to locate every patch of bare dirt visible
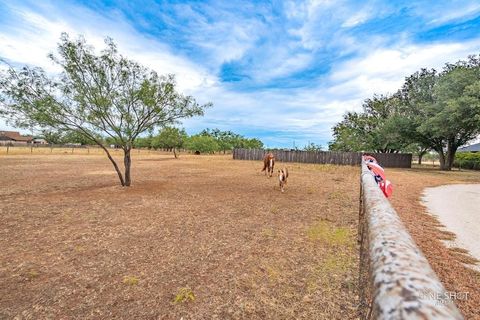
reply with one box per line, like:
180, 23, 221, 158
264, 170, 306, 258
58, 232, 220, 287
0, 154, 360, 319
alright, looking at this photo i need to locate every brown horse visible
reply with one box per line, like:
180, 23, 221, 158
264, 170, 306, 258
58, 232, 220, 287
261, 152, 275, 177
278, 167, 289, 192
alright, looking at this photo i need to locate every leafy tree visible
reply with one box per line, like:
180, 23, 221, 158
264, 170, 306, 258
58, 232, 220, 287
0, 33, 210, 186
328, 112, 367, 151
400, 60, 480, 170
41, 129, 100, 145
329, 95, 409, 152
185, 134, 218, 154
200, 128, 264, 152
237, 137, 264, 149
200, 128, 237, 153
41, 130, 65, 145
303, 142, 323, 152
151, 127, 187, 158
134, 136, 153, 149
63, 130, 99, 145
403, 143, 430, 165
330, 56, 480, 170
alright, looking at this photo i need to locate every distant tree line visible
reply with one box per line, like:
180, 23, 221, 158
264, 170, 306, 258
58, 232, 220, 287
329, 54, 480, 170
46, 128, 325, 155
104, 127, 263, 157
40, 127, 264, 157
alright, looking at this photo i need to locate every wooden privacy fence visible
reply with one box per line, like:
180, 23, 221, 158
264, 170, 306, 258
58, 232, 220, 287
233, 149, 412, 168
358, 161, 462, 319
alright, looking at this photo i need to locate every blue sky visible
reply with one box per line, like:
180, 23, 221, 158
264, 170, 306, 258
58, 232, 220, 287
1, 0, 480, 148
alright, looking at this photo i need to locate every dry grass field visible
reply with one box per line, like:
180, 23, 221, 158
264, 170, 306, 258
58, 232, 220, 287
0, 153, 360, 319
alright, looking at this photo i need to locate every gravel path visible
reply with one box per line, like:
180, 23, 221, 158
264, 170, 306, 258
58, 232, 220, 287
422, 184, 480, 266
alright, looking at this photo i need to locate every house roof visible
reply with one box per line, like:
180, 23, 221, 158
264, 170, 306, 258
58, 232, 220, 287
0, 130, 33, 142
458, 142, 480, 152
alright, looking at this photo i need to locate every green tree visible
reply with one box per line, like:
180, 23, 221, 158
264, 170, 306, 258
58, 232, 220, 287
185, 134, 219, 154
200, 128, 237, 153
41, 130, 65, 145
41, 129, 100, 145
238, 137, 264, 149
0, 33, 210, 186
152, 127, 187, 158
328, 112, 367, 151
63, 130, 99, 145
403, 143, 430, 165
134, 136, 153, 149
329, 95, 409, 152
199, 128, 263, 152
400, 61, 480, 170
303, 142, 323, 152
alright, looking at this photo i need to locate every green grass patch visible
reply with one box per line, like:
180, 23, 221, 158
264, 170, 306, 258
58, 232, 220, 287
173, 287, 195, 304
123, 276, 139, 286
307, 221, 351, 246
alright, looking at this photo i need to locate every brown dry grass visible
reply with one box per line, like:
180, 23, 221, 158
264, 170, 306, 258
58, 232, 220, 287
387, 165, 480, 319
0, 154, 360, 319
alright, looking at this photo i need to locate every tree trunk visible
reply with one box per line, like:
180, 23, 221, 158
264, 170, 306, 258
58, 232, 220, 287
418, 150, 427, 165
173, 147, 177, 159
98, 143, 125, 186
444, 142, 457, 171
124, 147, 132, 186
438, 149, 447, 170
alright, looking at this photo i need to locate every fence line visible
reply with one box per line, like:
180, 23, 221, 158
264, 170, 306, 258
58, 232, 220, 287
358, 161, 463, 319
233, 149, 412, 168
0, 144, 160, 155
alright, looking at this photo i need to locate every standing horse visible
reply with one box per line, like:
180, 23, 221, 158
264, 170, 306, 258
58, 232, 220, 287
261, 152, 275, 177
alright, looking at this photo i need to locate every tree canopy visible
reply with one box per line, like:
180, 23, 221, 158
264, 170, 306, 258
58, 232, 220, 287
199, 128, 263, 152
329, 55, 480, 170
184, 134, 219, 154
0, 33, 210, 185
151, 127, 187, 158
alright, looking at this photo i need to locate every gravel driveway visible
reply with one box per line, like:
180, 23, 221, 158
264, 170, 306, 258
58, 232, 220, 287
423, 184, 480, 268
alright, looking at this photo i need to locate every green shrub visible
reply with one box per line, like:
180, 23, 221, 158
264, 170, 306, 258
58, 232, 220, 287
454, 152, 480, 170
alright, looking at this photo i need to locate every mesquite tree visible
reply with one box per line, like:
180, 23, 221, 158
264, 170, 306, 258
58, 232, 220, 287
151, 127, 187, 158
0, 33, 210, 186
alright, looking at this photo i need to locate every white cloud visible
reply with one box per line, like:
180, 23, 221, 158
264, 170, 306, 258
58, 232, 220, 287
416, 2, 480, 25
342, 10, 371, 28
329, 39, 480, 101
0, 3, 216, 93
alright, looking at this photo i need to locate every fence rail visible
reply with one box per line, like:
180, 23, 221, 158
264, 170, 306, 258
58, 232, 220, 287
0, 144, 159, 155
233, 149, 412, 168
358, 161, 463, 319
